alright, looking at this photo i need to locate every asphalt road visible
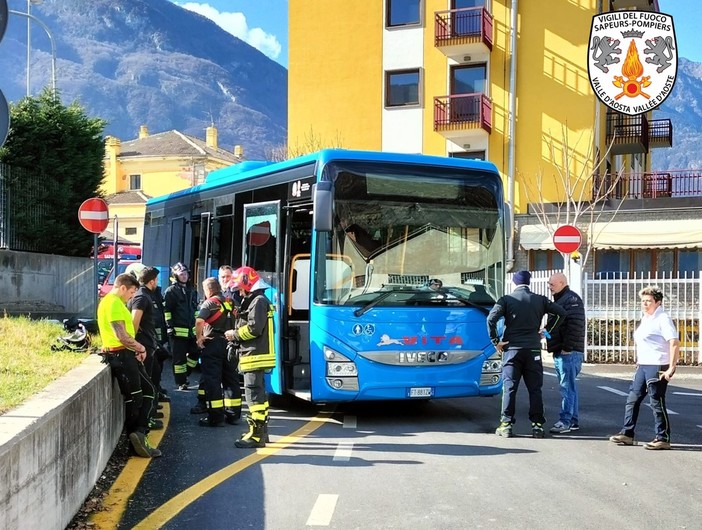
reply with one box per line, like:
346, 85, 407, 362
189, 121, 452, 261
110, 364, 702, 529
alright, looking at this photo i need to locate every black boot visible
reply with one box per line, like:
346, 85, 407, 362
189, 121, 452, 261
190, 400, 207, 415
225, 407, 241, 425
199, 413, 225, 427
235, 417, 265, 448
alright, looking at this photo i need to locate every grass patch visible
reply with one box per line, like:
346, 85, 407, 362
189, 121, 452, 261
0, 315, 94, 414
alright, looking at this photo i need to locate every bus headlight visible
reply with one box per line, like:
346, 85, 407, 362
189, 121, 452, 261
327, 362, 358, 377
323, 346, 359, 390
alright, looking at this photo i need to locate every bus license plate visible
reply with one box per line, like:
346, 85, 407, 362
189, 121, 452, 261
407, 387, 433, 398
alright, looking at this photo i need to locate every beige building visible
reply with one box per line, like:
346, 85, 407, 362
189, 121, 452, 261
101, 125, 242, 245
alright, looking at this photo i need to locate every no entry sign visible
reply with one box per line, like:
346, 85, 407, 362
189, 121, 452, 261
553, 225, 582, 253
78, 198, 109, 234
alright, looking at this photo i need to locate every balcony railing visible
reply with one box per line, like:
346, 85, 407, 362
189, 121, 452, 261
434, 93, 492, 133
606, 112, 648, 154
605, 112, 673, 154
435, 7, 493, 50
595, 170, 702, 200
649, 118, 673, 148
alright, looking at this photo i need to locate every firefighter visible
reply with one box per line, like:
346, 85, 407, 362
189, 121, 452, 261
218, 265, 243, 422
164, 262, 199, 391
126, 265, 164, 430
225, 266, 275, 448
195, 277, 241, 426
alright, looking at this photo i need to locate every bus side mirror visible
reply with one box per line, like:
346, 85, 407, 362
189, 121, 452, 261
313, 181, 333, 232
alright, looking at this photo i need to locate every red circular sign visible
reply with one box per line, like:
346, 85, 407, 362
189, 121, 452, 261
553, 224, 582, 253
78, 198, 109, 234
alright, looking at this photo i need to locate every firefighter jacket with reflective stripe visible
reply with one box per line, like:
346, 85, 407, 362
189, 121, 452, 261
197, 294, 231, 332
164, 282, 198, 338
233, 289, 275, 372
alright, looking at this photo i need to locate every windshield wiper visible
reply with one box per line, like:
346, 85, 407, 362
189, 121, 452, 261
353, 288, 416, 317
439, 288, 492, 315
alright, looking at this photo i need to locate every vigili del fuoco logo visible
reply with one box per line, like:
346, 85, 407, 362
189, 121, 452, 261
588, 10, 677, 116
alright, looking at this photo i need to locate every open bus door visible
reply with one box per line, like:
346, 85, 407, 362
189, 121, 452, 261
242, 201, 283, 395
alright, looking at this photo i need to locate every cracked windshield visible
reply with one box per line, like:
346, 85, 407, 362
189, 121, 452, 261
315, 162, 504, 310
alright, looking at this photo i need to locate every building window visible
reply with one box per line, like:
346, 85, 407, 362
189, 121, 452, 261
129, 174, 141, 190
125, 227, 137, 236
679, 250, 701, 278
595, 249, 701, 278
386, 69, 421, 107
529, 250, 564, 272
595, 250, 629, 279
449, 150, 486, 160
387, 0, 421, 27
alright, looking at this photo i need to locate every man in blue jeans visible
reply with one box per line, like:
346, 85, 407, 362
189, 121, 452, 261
546, 272, 586, 434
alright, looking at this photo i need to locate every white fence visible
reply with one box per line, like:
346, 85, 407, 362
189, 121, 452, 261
506, 270, 701, 365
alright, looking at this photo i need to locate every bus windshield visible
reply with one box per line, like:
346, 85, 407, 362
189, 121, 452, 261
314, 161, 504, 309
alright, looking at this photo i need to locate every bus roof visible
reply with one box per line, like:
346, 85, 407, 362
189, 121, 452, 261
145, 149, 500, 206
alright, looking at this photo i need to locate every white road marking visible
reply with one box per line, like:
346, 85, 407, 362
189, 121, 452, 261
544, 371, 557, 378
333, 442, 354, 462
343, 415, 357, 428
598, 386, 628, 396
599, 386, 678, 414
306, 494, 339, 526
697, 425, 702, 429
673, 392, 702, 397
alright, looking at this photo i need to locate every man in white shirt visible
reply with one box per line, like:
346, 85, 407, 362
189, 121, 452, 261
609, 285, 679, 450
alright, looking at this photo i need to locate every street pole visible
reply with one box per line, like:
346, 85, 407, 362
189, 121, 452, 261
26, 0, 30, 97
11, 4, 55, 99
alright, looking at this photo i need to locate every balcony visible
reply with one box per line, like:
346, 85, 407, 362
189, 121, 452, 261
435, 7, 493, 59
606, 112, 648, 155
434, 93, 492, 138
608, 0, 657, 11
595, 170, 702, 200
649, 118, 673, 148
605, 112, 673, 154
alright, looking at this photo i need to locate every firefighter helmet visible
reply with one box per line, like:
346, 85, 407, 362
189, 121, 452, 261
229, 266, 260, 292
171, 262, 189, 275
125, 262, 146, 279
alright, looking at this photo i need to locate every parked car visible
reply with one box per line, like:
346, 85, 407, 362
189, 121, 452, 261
99, 259, 140, 298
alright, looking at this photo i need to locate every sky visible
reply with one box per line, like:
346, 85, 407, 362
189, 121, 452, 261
169, 1, 289, 67
171, 1, 700, 70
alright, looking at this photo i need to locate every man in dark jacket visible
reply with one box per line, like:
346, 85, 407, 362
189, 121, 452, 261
487, 270, 567, 438
546, 272, 586, 434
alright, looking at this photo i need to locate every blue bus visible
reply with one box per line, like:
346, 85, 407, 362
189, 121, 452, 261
143, 150, 506, 402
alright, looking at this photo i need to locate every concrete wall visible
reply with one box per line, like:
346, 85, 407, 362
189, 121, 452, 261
0, 356, 124, 530
0, 250, 95, 317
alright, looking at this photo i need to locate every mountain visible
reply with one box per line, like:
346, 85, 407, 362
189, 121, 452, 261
651, 58, 702, 171
0, 0, 287, 160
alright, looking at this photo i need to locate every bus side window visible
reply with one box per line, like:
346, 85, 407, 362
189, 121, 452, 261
289, 254, 310, 318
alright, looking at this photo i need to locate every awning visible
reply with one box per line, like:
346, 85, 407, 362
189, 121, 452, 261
519, 224, 557, 250
590, 220, 702, 249
519, 221, 702, 251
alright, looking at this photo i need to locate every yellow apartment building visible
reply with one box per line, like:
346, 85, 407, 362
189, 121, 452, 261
289, 0, 701, 277
101, 125, 242, 245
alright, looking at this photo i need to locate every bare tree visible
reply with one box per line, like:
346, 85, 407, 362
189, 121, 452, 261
519, 125, 627, 269
265, 127, 345, 161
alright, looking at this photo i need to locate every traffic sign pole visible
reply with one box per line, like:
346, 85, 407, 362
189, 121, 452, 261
553, 224, 583, 291
78, 198, 110, 317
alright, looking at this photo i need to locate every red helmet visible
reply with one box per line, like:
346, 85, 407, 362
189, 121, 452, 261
229, 266, 260, 292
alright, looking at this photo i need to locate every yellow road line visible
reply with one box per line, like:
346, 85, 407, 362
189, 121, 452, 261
90, 402, 171, 530
133, 411, 333, 529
